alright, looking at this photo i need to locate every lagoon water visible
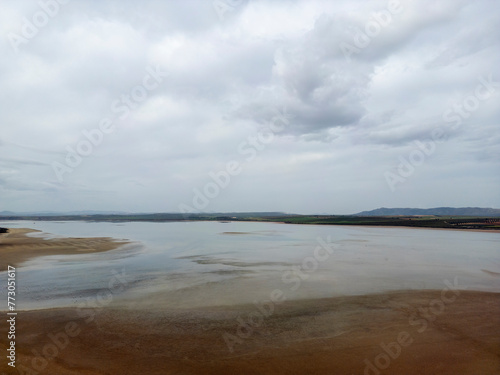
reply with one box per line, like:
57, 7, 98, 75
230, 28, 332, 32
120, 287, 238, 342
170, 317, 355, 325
1, 220, 499, 310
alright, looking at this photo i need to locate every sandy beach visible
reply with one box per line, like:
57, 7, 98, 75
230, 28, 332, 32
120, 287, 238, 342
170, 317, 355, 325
1, 290, 498, 374
1, 228, 499, 374
0, 228, 129, 272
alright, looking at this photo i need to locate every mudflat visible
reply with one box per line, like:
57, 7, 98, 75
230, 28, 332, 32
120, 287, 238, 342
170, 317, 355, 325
0, 228, 129, 271
2, 290, 499, 375
1, 228, 499, 374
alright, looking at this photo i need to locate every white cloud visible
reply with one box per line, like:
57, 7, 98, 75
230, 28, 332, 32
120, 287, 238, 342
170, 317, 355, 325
0, 0, 498, 213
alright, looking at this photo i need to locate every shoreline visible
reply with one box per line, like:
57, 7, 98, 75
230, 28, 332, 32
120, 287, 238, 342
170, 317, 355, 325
222, 220, 500, 233
1, 228, 499, 373
4, 219, 499, 232
1, 289, 498, 374
0, 228, 129, 272
2, 223, 496, 274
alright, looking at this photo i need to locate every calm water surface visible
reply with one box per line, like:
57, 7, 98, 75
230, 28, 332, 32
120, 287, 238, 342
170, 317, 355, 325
0, 221, 499, 310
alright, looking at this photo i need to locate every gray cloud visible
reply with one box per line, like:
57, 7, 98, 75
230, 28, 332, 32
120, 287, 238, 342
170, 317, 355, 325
0, 0, 498, 213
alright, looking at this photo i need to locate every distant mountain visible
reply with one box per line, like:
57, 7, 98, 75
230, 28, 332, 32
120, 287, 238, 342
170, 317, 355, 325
354, 207, 500, 217
0, 211, 288, 219
0, 210, 129, 216
0, 211, 16, 216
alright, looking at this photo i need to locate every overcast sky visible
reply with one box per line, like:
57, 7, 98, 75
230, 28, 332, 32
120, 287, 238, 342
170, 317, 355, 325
0, 0, 499, 214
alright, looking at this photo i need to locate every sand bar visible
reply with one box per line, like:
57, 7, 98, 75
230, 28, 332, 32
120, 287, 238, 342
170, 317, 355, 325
0, 228, 129, 271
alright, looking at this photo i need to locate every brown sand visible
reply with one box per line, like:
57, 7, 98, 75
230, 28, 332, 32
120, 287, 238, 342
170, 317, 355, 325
1, 228, 499, 374
1, 290, 499, 375
0, 228, 129, 271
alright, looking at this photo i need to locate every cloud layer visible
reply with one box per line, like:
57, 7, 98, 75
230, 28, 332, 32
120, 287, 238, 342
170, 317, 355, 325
1, 0, 499, 214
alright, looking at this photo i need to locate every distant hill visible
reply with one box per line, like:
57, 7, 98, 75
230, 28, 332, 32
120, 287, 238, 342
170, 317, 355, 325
0, 210, 129, 216
354, 207, 500, 217
0, 211, 289, 220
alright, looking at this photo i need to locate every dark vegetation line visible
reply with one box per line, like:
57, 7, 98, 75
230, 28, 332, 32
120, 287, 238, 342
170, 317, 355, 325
0, 214, 499, 230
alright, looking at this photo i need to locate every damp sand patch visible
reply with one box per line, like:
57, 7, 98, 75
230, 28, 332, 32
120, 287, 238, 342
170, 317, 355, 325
0, 228, 130, 271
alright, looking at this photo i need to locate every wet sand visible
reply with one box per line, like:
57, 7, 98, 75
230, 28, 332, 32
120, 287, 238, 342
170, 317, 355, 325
1, 290, 499, 374
1, 228, 499, 374
0, 228, 129, 271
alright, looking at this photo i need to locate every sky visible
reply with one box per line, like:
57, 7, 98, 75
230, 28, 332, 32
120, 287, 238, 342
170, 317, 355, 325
0, 0, 499, 215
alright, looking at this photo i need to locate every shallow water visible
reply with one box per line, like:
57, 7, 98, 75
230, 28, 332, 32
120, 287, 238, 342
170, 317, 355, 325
0, 220, 499, 310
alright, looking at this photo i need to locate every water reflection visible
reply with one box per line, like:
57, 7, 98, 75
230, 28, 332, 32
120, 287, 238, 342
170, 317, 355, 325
0, 220, 499, 310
